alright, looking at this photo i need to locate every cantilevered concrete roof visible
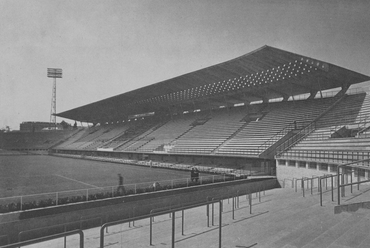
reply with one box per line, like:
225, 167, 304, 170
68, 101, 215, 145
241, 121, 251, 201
56, 45, 370, 123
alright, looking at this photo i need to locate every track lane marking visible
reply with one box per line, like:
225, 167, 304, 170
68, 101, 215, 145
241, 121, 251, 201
54, 174, 100, 188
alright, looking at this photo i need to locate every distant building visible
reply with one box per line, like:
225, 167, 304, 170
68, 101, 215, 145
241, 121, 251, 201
20, 122, 63, 132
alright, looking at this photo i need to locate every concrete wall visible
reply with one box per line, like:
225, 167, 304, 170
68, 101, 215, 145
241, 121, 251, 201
276, 159, 336, 180
0, 178, 278, 244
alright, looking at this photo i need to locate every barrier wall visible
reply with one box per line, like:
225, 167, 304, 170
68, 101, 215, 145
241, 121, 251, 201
0, 177, 278, 244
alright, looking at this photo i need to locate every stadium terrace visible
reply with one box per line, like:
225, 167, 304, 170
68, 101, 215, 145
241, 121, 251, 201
2, 45, 370, 247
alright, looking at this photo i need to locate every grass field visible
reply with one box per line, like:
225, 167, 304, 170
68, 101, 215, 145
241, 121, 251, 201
0, 155, 194, 199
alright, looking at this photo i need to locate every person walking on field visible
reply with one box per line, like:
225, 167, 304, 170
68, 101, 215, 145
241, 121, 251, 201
117, 173, 125, 195
191, 168, 196, 182
194, 168, 200, 182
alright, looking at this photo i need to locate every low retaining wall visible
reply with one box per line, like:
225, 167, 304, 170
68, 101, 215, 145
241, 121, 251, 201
334, 201, 370, 214
0, 177, 278, 244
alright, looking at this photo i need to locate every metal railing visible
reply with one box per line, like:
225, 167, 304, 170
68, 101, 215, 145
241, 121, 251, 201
100, 199, 223, 248
279, 160, 370, 207
17, 216, 101, 243
0, 173, 251, 214
257, 122, 296, 154
276, 149, 370, 164
337, 158, 370, 205
275, 121, 316, 156
275, 93, 348, 156
0, 230, 84, 248
2, 179, 275, 248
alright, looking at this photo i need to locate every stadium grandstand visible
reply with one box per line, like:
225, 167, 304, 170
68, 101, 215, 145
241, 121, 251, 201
2, 45, 370, 247
49, 45, 370, 180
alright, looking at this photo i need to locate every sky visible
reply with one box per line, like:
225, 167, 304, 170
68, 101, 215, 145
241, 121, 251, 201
1, 0, 370, 130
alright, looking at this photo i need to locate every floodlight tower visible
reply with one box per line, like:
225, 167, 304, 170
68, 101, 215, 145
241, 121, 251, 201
47, 68, 62, 129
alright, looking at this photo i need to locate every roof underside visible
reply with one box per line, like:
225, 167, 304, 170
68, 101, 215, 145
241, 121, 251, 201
56, 45, 370, 123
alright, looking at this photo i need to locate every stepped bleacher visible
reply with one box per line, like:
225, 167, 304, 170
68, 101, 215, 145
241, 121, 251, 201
278, 92, 370, 164
216, 97, 336, 156
113, 121, 163, 151
132, 114, 197, 152
0, 129, 80, 150
51, 91, 370, 163
170, 108, 246, 154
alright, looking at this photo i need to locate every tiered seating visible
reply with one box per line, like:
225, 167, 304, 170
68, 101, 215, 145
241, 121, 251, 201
352, 93, 370, 137
55, 128, 88, 149
170, 108, 246, 154
81, 124, 129, 150
52, 92, 370, 160
132, 114, 198, 152
279, 93, 370, 162
0, 129, 80, 150
216, 97, 335, 156
113, 121, 163, 151
52, 124, 123, 151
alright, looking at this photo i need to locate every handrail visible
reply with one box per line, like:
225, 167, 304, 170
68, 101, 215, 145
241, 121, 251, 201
0, 230, 84, 248
100, 199, 222, 248
275, 94, 348, 156
336, 158, 370, 205
257, 122, 295, 153
275, 121, 316, 156
18, 216, 101, 242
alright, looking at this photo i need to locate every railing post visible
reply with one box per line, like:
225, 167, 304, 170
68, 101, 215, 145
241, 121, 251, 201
337, 172, 341, 206
357, 169, 360, 190
182, 210, 184, 236
172, 211, 175, 248
64, 225, 67, 248
319, 178, 322, 206
150, 217, 153, 245
302, 179, 305, 198
350, 170, 353, 194
341, 173, 345, 197
295, 179, 297, 192
331, 174, 334, 202
219, 201, 222, 248
249, 193, 252, 214
212, 202, 214, 226
310, 178, 313, 195
207, 204, 209, 227
232, 197, 235, 220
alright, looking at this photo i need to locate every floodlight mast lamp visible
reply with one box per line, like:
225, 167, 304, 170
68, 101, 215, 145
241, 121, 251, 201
47, 68, 62, 129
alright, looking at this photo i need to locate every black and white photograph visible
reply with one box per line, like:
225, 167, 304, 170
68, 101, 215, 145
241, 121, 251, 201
1, 1, 370, 247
